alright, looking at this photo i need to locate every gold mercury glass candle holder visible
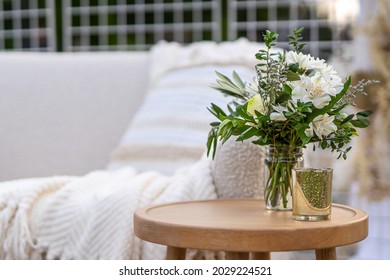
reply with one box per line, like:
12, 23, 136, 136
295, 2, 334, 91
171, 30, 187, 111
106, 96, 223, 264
292, 167, 333, 221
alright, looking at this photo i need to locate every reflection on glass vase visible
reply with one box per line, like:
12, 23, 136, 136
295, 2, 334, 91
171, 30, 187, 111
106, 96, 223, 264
264, 145, 304, 211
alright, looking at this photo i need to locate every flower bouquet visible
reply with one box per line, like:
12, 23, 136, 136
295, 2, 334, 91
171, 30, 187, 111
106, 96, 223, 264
206, 28, 378, 210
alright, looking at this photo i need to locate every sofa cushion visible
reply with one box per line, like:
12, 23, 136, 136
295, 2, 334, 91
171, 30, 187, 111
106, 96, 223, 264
107, 39, 262, 175
107, 64, 254, 174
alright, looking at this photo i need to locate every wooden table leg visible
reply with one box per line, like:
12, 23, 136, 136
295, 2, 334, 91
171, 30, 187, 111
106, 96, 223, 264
166, 246, 186, 260
251, 252, 271, 260
226, 251, 250, 260
315, 248, 337, 260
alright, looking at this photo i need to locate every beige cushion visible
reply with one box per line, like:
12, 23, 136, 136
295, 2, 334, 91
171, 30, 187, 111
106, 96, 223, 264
107, 65, 254, 174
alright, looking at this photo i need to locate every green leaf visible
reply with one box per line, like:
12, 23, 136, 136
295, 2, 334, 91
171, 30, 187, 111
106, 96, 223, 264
357, 110, 373, 117
231, 118, 245, 128
206, 128, 218, 159
252, 135, 268, 146
300, 105, 312, 113
339, 114, 355, 126
236, 127, 259, 142
288, 63, 299, 72
236, 104, 253, 120
211, 86, 247, 101
295, 123, 311, 145
221, 128, 233, 144
232, 71, 245, 89
330, 103, 348, 114
287, 72, 301, 81
357, 115, 371, 127
216, 80, 240, 93
288, 27, 306, 53
215, 71, 234, 85
212, 71, 248, 101
255, 53, 266, 60
226, 104, 236, 116
283, 84, 292, 94
217, 119, 231, 133
210, 121, 221, 127
296, 27, 304, 34
209, 103, 227, 118
207, 107, 218, 118
263, 30, 279, 49
350, 119, 370, 128
275, 92, 290, 104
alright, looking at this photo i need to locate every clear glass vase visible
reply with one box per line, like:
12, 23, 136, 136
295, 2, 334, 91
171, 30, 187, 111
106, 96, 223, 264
264, 145, 304, 211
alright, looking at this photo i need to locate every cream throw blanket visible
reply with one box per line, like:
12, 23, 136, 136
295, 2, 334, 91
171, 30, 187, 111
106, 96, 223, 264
0, 156, 216, 259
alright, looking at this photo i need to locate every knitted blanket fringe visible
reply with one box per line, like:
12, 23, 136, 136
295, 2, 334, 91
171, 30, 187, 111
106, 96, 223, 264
0, 156, 217, 260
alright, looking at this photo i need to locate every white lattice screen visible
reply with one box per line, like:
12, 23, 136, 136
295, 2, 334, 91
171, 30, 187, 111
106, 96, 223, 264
0, 0, 56, 51
62, 0, 222, 51
1, 0, 359, 58
227, 0, 359, 60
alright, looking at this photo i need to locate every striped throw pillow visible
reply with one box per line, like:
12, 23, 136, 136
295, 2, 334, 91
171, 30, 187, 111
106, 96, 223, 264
107, 65, 254, 174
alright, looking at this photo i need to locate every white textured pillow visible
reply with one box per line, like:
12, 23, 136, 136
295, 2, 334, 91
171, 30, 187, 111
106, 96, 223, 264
107, 65, 254, 174
212, 136, 265, 199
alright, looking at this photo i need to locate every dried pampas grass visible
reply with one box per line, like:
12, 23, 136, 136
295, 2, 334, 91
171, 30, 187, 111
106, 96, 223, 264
350, 0, 390, 199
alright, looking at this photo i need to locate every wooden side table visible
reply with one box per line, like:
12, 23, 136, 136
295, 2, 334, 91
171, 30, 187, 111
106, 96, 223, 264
134, 199, 368, 260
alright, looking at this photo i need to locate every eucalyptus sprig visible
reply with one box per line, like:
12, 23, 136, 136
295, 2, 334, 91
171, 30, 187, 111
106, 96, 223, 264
288, 27, 306, 53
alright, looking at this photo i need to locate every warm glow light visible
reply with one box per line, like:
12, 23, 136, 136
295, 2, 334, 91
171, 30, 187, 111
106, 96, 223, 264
318, 0, 360, 25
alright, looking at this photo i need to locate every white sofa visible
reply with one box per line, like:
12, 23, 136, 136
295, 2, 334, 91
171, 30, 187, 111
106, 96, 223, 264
0, 52, 150, 182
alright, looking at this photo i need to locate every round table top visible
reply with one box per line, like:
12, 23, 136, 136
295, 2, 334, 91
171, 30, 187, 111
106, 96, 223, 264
134, 199, 368, 252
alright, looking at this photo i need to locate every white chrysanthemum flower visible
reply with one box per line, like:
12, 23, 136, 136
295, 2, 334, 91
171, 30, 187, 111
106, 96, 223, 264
310, 57, 327, 71
247, 94, 267, 116
304, 114, 337, 139
285, 51, 312, 71
285, 51, 328, 72
291, 73, 335, 109
321, 64, 338, 77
